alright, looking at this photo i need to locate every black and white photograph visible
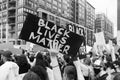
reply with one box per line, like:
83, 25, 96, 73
0, 0, 119, 80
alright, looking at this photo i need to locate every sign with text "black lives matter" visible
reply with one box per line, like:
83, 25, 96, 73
19, 13, 84, 57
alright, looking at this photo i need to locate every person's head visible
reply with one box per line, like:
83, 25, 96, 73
16, 54, 30, 74
30, 65, 48, 80
86, 52, 93, 58
113, 73, 120, 80
63, 54, 71, 64
1, 50, 13, 63
64, 65, 77, 80
23, 71, 41, 80
29, 54, 35, 62
36, 52, 44, 60
84, 57, 91, 66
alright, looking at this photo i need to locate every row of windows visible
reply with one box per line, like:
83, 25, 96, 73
17, 15, 26, 22
38, 0, 69, 11
18, 0, 34, 8
41, 12, 85, 31
47, 0, 65, 4
17, 7, 34, 15
87, 19, 94, 26
25, 0, 34, 8
87, 16, 94, 22
17, 8, 37, 22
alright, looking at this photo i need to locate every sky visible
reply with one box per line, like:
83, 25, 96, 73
87, 0, 117, 37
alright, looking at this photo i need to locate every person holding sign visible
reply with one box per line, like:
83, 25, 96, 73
47, 40, 62, 80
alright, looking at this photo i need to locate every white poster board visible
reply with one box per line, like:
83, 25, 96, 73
94, 32, 105, 45
94, 32, 106, 55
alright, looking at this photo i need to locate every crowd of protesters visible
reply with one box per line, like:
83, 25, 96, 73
0, 40, 120, 80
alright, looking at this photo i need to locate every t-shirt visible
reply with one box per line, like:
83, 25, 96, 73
0, 61, 19, 80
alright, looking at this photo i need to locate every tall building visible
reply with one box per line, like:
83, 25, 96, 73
95, 13, 114, 42
0, 0, 95, 46
118, 0, 120, 30
0, 0, 16, 43
86, 1, 95, 46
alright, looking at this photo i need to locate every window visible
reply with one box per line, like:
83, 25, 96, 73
53, 0, 57, 5
18, 23, 23, 30
2, 18, 7, 23
46, 3, 52, 8
2, 3, 7, 10
18, 8, 23, 15
60, 19, 66, 28
56, 17, 60, 26
2, 11, 7, 18
38, 0, 45, 5
53, 6, 57, 10
18, 31, 21, 36
18, 0, 24, 6
17, 15, 24, 22
63, 0, 67, 4
58, 3, 61, 8
2, 18, 7, 24
63, 4, 67, 10
25, 0, 34, 8
42, 12, 47, 20
2, 31, 6, 38
49, 15, 55, 21
23, 8, 33, 14
23, 16, 26, 21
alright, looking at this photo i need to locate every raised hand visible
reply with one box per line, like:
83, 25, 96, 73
48, 40, 60, 57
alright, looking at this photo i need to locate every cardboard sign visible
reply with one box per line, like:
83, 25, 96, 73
94, 32, 105, 45
19, 13, 84, 57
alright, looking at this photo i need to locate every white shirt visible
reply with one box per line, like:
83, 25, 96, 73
0, 61, 19, 80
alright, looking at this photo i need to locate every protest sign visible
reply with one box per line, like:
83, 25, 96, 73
94, 32, 105, 45
94, 32, 106, 55
66, 24, 84, 36
19, 13, 84, 57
